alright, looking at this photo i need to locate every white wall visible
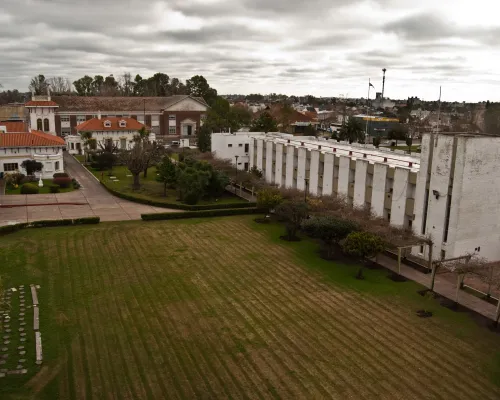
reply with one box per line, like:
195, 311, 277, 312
211, 132, 251, 170
296, 147, 307, 191
1, 147, 64, 178
371, 163, 388, 217
390, 167, 409, 227
285, 145, 294, 188
265, 141, 273, 183
353, 159, 368, 207
29, 107, 56, 135
275, 143, 284, 186
166, 98, 208, 112
309, 150, 320, 195
337, 156, 350, 196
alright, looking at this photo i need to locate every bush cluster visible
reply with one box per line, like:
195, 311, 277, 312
49, 184, 60, 193
53, 177, 72, 188
141, 208, 263, 221
53, 172, 69, 178
20, 183, 39, 194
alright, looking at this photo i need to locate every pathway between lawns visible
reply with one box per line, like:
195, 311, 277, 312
0, 153, 181, 226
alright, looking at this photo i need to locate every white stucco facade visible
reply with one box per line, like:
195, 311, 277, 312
0, 147, 64, 179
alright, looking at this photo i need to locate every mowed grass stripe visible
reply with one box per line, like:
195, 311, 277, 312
204, 225, 404, 400
88, 230, 150, 400
103, 228, 176, 400
126, 229, 231, 400
173, 226, 317, 399
185, 226, 350, 399
224, 222, 463, 399
114, 228, 209, 399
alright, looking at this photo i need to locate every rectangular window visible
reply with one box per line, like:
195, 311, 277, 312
151, 115, 160, 127
61, 128, 71, 136
120, 138, 127, 149
238, 143, 243, 147
3, 163, 19, 172
228, 144, 233, 148
421, 189, 429, 235
419, 245, 424, 254
441, 250, 446, 260
244, 143, 249, 152
169, 127, 176, 135
169, 115, 176, 120
61, 116, 70, 122
443, 194, 452, 243
200, 114, 207, 121
244, 162, 249, 171
76, 115, 86, 124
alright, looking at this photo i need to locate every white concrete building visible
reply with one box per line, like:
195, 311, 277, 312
25, 94, 58, 136
212, 131, 500, 261
211, 131, 264, 171
0, 128, 65, 178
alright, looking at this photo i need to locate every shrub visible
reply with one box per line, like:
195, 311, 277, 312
141, 208, 263, 221
49, 184, 60, 193
53, 177, 72, 188
20, 183, 39, 194
20, 176, 37, 184
53, 172, 69, 178
256, 187, 283, 213
4, 172, 25, 186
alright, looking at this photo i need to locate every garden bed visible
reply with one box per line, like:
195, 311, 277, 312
5, 179, 78, 195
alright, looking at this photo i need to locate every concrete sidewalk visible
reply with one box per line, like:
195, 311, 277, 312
0, 153, 181, 226
377, 253, 498, 322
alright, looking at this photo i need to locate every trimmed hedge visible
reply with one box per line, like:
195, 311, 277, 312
102, 183, 256, 211
53, 177, 72, 188
141, 208, 263, 221
20, 183, 39, 194
49, 184, 60, 193
0, 217, 100, 236
53, 172, 69, 178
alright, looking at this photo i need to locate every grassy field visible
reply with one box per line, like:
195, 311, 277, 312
0, 216, 499, 399
5, 180, 76, 195
86, 165, 247, 206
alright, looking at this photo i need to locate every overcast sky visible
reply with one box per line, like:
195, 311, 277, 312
1, 0, 499, 101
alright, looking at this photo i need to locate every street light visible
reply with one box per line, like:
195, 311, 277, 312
234, 155, 239, 193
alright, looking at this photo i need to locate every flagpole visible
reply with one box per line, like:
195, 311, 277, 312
366, 79, 371, 140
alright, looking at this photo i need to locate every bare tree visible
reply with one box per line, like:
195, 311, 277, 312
478, 264, 500, 326
29, 74, 49, 95
121, 138, 163, 189
47, 77, 71, 94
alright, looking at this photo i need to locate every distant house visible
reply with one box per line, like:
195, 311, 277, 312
0, 123, 65, 178
255, 105, 317, 134
66, 116, 154, 155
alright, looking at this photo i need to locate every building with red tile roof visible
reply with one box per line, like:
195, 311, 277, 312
0, 121, 28, 133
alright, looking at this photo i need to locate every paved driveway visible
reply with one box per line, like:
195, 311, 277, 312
0, 153, 179, 226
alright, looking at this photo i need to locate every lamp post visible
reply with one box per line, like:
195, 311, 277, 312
234, 155, 239, 193
304, 177, 309, 203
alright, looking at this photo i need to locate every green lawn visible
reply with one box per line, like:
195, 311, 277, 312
0, 216, 499, 399
73, 155, 85, 163
387, 145, 421, 153
5, 180, 77, 195
89, 165, 247, 206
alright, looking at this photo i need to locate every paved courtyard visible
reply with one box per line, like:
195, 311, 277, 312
0, 153, 179, 226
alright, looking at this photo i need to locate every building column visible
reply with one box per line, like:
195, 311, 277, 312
337, 155, 350, 196
296, 147, 307, 191
285, 145, 295, 188
256, 139, 263, 170
322, 153, 334, 195
390, 167, 409, 227
265, 141, 273, 183
371, 163, 388, 217
275, 143, 283, 187
353, 159, 368, 208
309, 150, 320, 196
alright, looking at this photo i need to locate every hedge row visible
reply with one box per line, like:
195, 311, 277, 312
142, 208, 264, 221
0, 217, 100, 236
101, 182, 256, 211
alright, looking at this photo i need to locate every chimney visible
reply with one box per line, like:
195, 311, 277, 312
98, 110, 101, 120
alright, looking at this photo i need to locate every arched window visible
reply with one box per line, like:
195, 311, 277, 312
37, 118, 42, 130
43, 118, 50, 132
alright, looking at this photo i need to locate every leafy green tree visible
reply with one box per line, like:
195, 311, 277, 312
275, 199, 309, 241
343, 232, 384, 278
197, 125, 212, 152
94, 152, 117, 172
73, 75, 94, 96
29, 74, 49, 95
302, 216, 358, 259
250, 112, 278, 132
121, 138, 160, 189
177, 166, 210, 204
207, 169, 229, 198
339, 118, 364, 144
372, 136, 381, 148
21, 160, 43, 176
256, 187, 283, 214
186, 75, 218, 105
156, 156, 178, 196
387, 125, 408, 146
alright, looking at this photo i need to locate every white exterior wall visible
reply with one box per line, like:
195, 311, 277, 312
0, 147, 64, 178
446, 136, 500, 260
296, 147, 307, 191
353, 159, 368, 207
275, 143, 284, 187
256, 139, 264, 170
322, 153, 334, 195
29, 107, 57, 135
309, 150, 320, 195
265, 141, 273, 183
413, 135, 431, 239
337, 156, 350, 196
390, 167, 410, 227
285, 146, 294, 188
211, 132, 251, 170
371, 163, 388, 217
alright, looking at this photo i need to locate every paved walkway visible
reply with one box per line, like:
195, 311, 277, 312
378, 253, 498, 322
0, 153, 180, 226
